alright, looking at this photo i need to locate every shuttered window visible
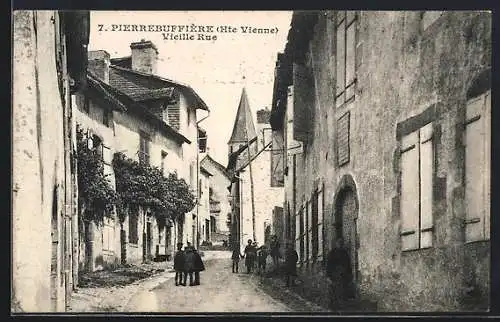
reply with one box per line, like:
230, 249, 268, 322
318, 186, 324, 260
335, 11, 357, 107
295, 210, 301, 262
270, 130, 285, 187
464, 91, 491, 242
292, 64, 314, 143
400, 123, 434, 251
139, 132, 150, 165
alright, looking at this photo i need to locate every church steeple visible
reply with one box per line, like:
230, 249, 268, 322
228, 87, 258, 153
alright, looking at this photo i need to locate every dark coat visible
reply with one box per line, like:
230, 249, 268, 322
284, 249, 298, 275
270, 240, 280, 258
244, 244, 257, 266
193, 250, 205, 272
232, 249, 241, 261
184, 248, 196, 272
326, 247, 352, 281
173, 250, 185, 271
257, 248, 268, 264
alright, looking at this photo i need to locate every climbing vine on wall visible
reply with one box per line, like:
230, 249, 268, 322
76, 127, 118, 224
112, 152, 195, 225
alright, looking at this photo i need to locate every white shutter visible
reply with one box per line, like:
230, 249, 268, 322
308, 201, 313, 261
400, 130, 420, 251
484, 91, 491, 239
286, 86, 303, 156
419, 123, 433, 248
465, 95, 485, 242
336, 20, 346, 97
318, 189, 324, 259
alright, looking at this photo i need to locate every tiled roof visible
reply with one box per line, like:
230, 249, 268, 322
109, 65, 210, 111
127, 87, 175, 101
87, 72, 127, 111
228, 88, 257, 144
201, 154, 230, 179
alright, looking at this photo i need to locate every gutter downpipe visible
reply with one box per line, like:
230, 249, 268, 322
196, 110, 210, 250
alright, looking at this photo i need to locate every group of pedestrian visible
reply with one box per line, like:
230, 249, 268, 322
173, 242, 205, 287
230, 239, 270, 275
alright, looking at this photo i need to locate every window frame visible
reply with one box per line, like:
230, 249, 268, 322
335, 10, 358, 107
463, 90, 491, 243
399, 122, 434, 252
139, 131, 151, 165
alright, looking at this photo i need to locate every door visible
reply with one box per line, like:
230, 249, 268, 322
335, 189, 359, 294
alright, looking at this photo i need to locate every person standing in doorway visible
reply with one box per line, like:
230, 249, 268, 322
284, 241, 298, 287
174, 242, 185, 286
326, 237, 353, 309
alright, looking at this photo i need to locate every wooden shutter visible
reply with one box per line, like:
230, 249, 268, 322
465, 93, 487, 242
336, 20, 346, 100
318, 187, 324, 260
345, 21, 356, 90
286, 86, 303, 156
400, 130, 420, 251
271, 129, 285, 187
292, 63, 314, 143
308, 200, 313, 261
484, 91, 491, 239
419, 123, 433, 248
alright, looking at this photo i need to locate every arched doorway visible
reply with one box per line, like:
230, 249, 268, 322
333, 175, 360, 297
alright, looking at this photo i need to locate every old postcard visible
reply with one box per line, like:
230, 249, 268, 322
12, 10, 491, 314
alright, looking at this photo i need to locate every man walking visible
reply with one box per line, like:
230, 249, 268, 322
243, 239, 256, 274
326, 237, 353, 309
173, 242, 185, 286
284, 242, 298, 287
183, 242, 196, 286
270, 235, 281, 271
193, 247, 205, 286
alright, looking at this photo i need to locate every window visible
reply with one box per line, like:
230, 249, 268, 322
422, 11, 443, 30
102, 109, 111, 127
161, 150, 168, 174
307, 201, 312, 262
337, 112, 351, 166
400, 123, 434, 251
84, 96, 90, 114
335, 11, 357, 107
128, 210, 139, 244
311, 191, 319, 261
318, 186, 324, 260
139, 132, 150, 165
464, 91, 491, 242
298, 208, 304, 264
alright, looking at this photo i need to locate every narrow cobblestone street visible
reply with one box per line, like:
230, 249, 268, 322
126, 251, 292, 312
70, 251, 323, 313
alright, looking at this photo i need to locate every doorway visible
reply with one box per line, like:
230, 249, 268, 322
146, 222, 152, 261
334, 187, 360, 296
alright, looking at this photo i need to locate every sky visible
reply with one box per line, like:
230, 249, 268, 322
88, 11, 293, 166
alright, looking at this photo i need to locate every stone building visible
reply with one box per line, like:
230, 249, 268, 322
200, 154, 232, 240
270, 10, 491, 311
12, 10, 90, 312
227, 89, 284, 252
75, 39, 210, 265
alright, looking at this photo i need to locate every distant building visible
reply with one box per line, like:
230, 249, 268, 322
227, 89, 284, 251
200, 154, 232, 241
270, 10, 491, 311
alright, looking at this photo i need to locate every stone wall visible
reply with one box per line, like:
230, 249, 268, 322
282, 11, 491, 311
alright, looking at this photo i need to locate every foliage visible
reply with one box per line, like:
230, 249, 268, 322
112, 152, 195, 224
76, 127, 119, 224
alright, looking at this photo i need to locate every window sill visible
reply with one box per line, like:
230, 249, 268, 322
128, 243, 139, 248
464, 239, 490, 245
401, 245, 433, 254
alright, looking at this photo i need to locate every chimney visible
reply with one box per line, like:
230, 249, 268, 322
130, 39, 158, 74
88, 50, 110, 84
256, 107, 271, 124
